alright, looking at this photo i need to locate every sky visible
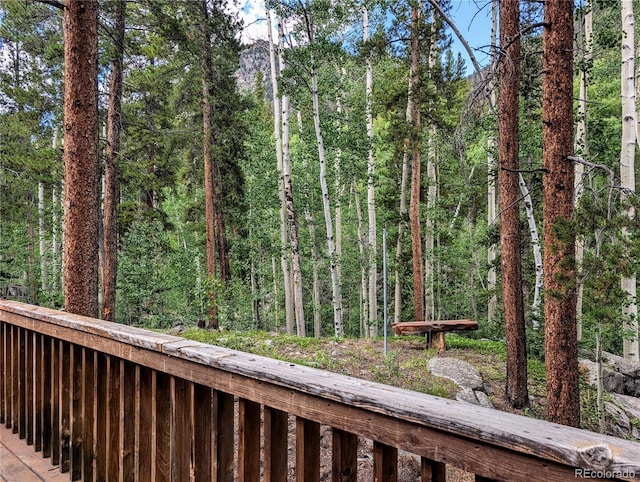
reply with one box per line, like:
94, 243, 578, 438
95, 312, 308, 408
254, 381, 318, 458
233, 0, 495, 74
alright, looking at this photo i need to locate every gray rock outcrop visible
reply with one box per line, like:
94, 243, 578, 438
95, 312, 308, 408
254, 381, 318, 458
579, 351, 640, 439
428, 357, 493, 408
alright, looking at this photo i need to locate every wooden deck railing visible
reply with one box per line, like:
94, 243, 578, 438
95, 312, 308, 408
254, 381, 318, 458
1, 300, 639, 481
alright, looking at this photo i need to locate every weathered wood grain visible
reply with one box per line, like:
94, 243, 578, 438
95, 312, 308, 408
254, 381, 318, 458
374, 441, 398, 482
296, 417, 320, 482
25, 330, 33, 446
332, 428, 358, 482
421, 457, 446, 482
70, 345, 82, 480
263, 406, 287, 482
238, 398, 261, 481
212, 390, 234, 482
33, 333, 42, 452
192, 383, 212, 482
392, 320, 479, 335
170, 376, 191, 481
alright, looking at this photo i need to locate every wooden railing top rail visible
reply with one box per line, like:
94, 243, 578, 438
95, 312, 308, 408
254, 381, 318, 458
2, 300, 639, 481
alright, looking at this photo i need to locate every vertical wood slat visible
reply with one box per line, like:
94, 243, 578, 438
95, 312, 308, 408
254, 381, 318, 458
51, 337, 60, 466
238, 398, 261, 481
42, 335, 52, 458
95, 352, 108, 481
25, 329, 33, 445
212, 390, 234, 482
33, 333, 42, 452
263, 406, 287, 482
332, 428, 358, 481
70, 345, 83, 480
83, 349, 96, 482
7, 323, 14, 430
373, 441, 398, 482
59, 340, 71, 473
421, 457, 446, 482
155, 371, 171, 482
0, 322, 6, 426
11, 325, 20, 434
192, 384, 212, 482
16, 327, 25, 438
107, 356, 121, 480
122, 361, 135, 482
170, 377, 192, 481
296, 417, 320, 482
137, 367, 153, 482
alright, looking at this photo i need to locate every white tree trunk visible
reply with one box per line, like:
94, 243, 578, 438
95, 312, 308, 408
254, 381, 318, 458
267, 6, 294, 334
353, 180, 369, 337
621, 0, 639, 361
38, 182, 48, 295
363, 5, 378, 337
297, 109, 322, 337
425, 11, 438, 335
519, 173, 543, 322
487, 0, 498, 324
575, 2, 592, 342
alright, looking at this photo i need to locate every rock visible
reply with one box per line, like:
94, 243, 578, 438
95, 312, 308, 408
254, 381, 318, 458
579, 354, 640, 397
169, 324, 187, 335
474, 390, 493, 408
428, 357, 484, 391
602, 351, 640, 378
454, 388, 494, 408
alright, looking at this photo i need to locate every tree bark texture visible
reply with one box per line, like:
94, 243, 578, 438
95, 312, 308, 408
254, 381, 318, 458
542, 0, 579, 427
498, 0, 528, 409
409, 3, 424, 323
63, 0, 100, 318
102, 0, 125, 322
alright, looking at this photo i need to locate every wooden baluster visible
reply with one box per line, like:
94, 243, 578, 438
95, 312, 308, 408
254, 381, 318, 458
122, 361, 135, 481
70, 345, 82, 480
296, 417, 320, 482
137, 367, 153, 482
11, 326, 20, 434
83, 349, 96, 482
192, 384, 212, 482
0, 322, 6, 425
5, 324, 13, 430
373, 441, 397, 482
33, 333, 42, 452
170, 377, 191, 481
332, 428, 358, 481
212, 390, 234, 482
95, 352, 108, 480
25, 329, 33, 445
51, 338, 60, 466
59, 340, 71, 473
106, 356, 121, 480
42, 336, 53, 459
263, 406, 287, 482
238, 398, 260, 481
421, 457, 446, 482
155, 371, 171, 482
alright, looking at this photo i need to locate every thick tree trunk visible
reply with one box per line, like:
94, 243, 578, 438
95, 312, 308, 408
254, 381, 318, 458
63, 0, 100, 318
408, 3, 424, 323
621, 0, 639, 361
499, 0, 528, 408
542, 0, 579, 427
102, 0, 125, 322
199, 0, 227, 328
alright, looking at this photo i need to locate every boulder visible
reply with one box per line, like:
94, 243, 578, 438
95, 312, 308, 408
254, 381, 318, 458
428, 357, 493, 408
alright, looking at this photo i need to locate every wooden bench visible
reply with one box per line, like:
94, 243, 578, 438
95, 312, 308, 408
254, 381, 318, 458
392, 320, 478, 351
